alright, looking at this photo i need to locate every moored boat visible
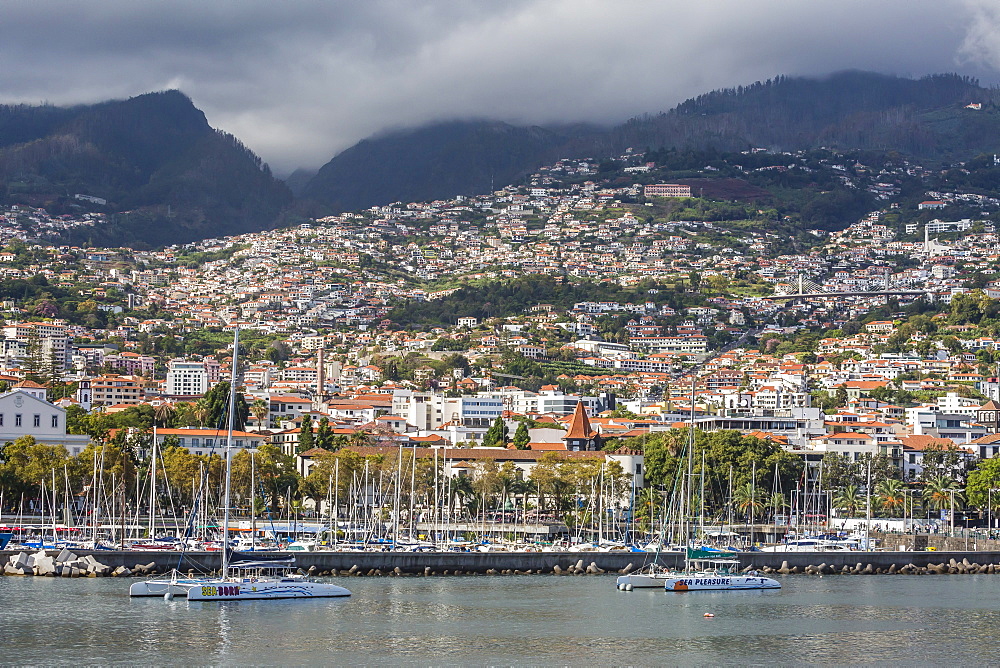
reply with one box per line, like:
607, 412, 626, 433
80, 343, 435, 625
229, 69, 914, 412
662, 551, 780, 591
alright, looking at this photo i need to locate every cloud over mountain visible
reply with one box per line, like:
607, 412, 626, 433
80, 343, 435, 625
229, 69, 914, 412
2, 1, 999, 172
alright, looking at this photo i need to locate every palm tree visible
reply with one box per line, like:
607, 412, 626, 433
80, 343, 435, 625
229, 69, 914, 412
348, 430, 371, 448
876, 479, 906, 516
250, 399, 269, 429
193, 403, 210, 429
450, 475, 476, 518
923, 476, 963, 516
768, 492, 788, 521
834, 484, 862, 518
154, 402, 175, 428
732, 483, 764, 521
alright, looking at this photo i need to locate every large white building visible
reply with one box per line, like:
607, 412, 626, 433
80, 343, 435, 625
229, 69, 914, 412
391, 391, 505, 430
165, 360, 209, 396
0, 389, 91, 456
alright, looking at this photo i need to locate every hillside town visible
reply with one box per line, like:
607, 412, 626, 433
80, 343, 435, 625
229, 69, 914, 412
2, 147, 1000, 520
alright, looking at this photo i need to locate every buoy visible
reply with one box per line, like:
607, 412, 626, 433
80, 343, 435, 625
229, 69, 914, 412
164, 592, 174, 601
625, 583, 633, 591
704, 613, 715, 618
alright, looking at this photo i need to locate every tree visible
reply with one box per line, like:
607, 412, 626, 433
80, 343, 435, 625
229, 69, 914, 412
732, 482, 764, 521
768, 492, 788, 521
266, 341, 292, 364
482, 416, 509, 448
200, 381, 249, 430
298, 414, 314, 453
834, 484, 862, 518
965, 456, 1000, 510
875, 478, 906, 516
0, 436, 74, 499
21, 328, 46, 384
250, 399, 270, 428
512, 422, 530, 450
923, 475, 962, 517
315, 417, 334, 450
159, 443, 202, 507
154, 402, 175, 428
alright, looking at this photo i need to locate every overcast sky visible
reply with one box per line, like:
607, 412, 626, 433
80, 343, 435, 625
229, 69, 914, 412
4, 1, 1000, 174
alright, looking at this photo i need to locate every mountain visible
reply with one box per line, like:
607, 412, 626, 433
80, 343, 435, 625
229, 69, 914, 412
606, 71, 994, 158
3, 71, 997, 248
301, 72, 1000, 212
299, 120, 601, 212
0, 91, 292, 247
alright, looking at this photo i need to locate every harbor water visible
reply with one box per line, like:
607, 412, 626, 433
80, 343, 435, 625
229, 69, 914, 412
4, 574, 1000, 664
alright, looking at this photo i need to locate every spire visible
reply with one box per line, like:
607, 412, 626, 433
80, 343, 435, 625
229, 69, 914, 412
565, 401, 597, 440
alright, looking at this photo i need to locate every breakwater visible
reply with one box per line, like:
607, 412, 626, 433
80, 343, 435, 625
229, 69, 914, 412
9, 548, 1000, 577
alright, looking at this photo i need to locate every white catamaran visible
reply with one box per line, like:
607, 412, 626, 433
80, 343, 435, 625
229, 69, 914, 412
130, 329, 350, 601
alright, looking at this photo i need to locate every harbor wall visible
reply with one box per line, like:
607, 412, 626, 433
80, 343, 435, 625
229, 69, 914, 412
8, 549, 1000, 574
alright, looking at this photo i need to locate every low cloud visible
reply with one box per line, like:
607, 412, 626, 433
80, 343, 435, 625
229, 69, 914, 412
1, 1, 996, 173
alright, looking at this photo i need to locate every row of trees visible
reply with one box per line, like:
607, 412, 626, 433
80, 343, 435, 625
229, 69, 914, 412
0, 428, 635, 532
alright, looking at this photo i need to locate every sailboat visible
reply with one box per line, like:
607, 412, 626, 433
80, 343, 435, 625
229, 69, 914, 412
617, 375, 780, 592
660, 546, 780, 591
616, 376, 697, 590
131, 329, 350, 601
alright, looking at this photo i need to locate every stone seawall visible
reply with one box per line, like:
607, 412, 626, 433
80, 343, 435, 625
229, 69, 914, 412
8, 549, 1000, 575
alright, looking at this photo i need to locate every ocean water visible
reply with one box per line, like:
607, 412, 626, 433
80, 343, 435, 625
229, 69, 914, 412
3, 573, 999, 665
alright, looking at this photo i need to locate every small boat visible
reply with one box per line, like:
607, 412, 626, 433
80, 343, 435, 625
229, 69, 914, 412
759, 536, 862, 552
133, 559, 351, 601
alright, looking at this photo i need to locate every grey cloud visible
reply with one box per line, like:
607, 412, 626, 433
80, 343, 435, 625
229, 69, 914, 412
1, 0, 996, 173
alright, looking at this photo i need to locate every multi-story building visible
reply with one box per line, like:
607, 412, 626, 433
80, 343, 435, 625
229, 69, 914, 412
91, 374, 144, 405
165, 360, 209, 396
0, 388, 91, 456
2, 322, 72, 373
643, 183, 692, 198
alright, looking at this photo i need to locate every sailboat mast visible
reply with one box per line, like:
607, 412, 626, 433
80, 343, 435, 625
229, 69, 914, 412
221, 328, 240, 578
148, 426, 157, 539
333, 458, 339, 549
250, 451, 256, 549
685, 373, 695, 569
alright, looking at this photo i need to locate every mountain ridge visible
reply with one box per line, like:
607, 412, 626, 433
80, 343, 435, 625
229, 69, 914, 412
0, 90, 291, 247
3, 71, 999, 247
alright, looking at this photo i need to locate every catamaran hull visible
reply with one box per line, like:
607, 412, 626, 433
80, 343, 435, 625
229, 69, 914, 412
663, 575, 781, 591
129, 579, 207, 597
185, 581, 352, 600
616, 573, 671, 588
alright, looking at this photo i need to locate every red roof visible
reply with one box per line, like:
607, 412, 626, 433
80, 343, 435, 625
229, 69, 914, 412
564, 402, 597, 440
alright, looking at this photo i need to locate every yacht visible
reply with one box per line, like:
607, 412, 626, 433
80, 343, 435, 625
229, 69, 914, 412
759, 536, 862, 552
661, 556, 781, 591
130, 329, 351, 602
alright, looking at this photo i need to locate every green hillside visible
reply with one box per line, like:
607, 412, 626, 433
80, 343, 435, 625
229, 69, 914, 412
0, 91, 291, 248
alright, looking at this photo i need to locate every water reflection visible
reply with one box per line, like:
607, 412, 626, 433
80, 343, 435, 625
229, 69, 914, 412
5, 575, 1000, 664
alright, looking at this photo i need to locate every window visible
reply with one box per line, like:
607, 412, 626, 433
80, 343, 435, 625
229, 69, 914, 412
33, 415, 40, 428
15, 414, 21, 427
0, 414, 4, 426
51, 415, 58, 428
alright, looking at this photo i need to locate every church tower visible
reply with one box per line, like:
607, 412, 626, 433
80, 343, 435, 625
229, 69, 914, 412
563, 401, 601, 451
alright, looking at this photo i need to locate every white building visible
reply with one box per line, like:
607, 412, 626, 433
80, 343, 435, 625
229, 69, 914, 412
0, 389, 91, 456
165, 360, 209, 396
